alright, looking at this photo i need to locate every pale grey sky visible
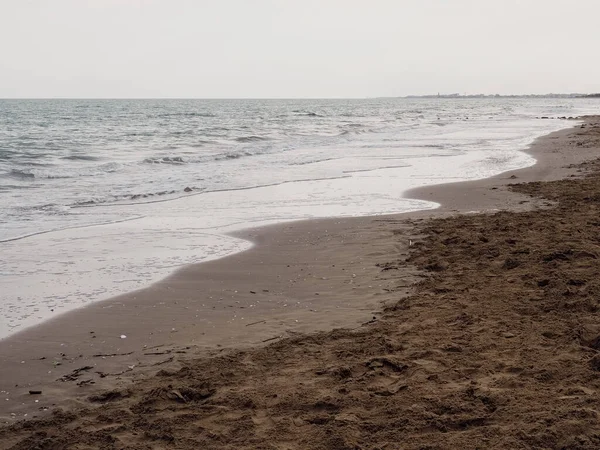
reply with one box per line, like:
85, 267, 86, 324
0, 0, 598, 98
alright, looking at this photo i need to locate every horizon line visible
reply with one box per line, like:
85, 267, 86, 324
0, 93, 598, 101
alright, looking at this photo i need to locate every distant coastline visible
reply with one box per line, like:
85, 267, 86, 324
394, 93, 600, 99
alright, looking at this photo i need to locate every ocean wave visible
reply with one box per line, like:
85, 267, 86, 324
144, 148, 261, 165
12, 161, 54, 167
43, 174, 74, 179
336, 123, 373, 136
194, 139, 216, 146
17, 151, 50, 159
157, 112, 217, 118
73, 199, 105, 206
143, 156, 186, 165
72, 185, 199, 208
292, 110, 324, 117
97, 162, 122, 173
3, 162, 123, 181
124, 131, 154, 137
339, 112, 366, 117
167, 130, 194, 137
87, 175, 356, 209
4, 169, 35, 180
215, 150, 254, 161
34, 203, 71, 214
0, 183, 36, 191
234, 135, 271, 143
338, 129, 368, 136
61, 155, 101, 161
73, 192, 174, 207
128, 190, 178, 200
0, 149, 18, 160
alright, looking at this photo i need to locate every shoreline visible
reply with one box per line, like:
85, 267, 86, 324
0, 115, 573, 340
0, 118, 598, 423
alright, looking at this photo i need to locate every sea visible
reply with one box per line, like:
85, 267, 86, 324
1, 98, 598, 338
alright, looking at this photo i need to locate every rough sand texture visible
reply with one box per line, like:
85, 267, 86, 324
1, 117, 600, 449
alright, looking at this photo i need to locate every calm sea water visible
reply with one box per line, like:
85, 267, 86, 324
0, 98, 598, 337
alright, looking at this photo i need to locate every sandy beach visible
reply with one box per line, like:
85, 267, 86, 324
1, 116, 600, 448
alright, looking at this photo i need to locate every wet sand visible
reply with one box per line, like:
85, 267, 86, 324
1, 117, 600, 448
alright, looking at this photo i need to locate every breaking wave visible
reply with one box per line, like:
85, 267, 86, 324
73, 188, 182, 207
143, 156, 186, 165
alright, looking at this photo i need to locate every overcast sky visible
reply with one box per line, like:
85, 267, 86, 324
0, 0, 598, 98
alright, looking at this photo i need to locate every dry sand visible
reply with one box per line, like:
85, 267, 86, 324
1, 117, 600, 449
